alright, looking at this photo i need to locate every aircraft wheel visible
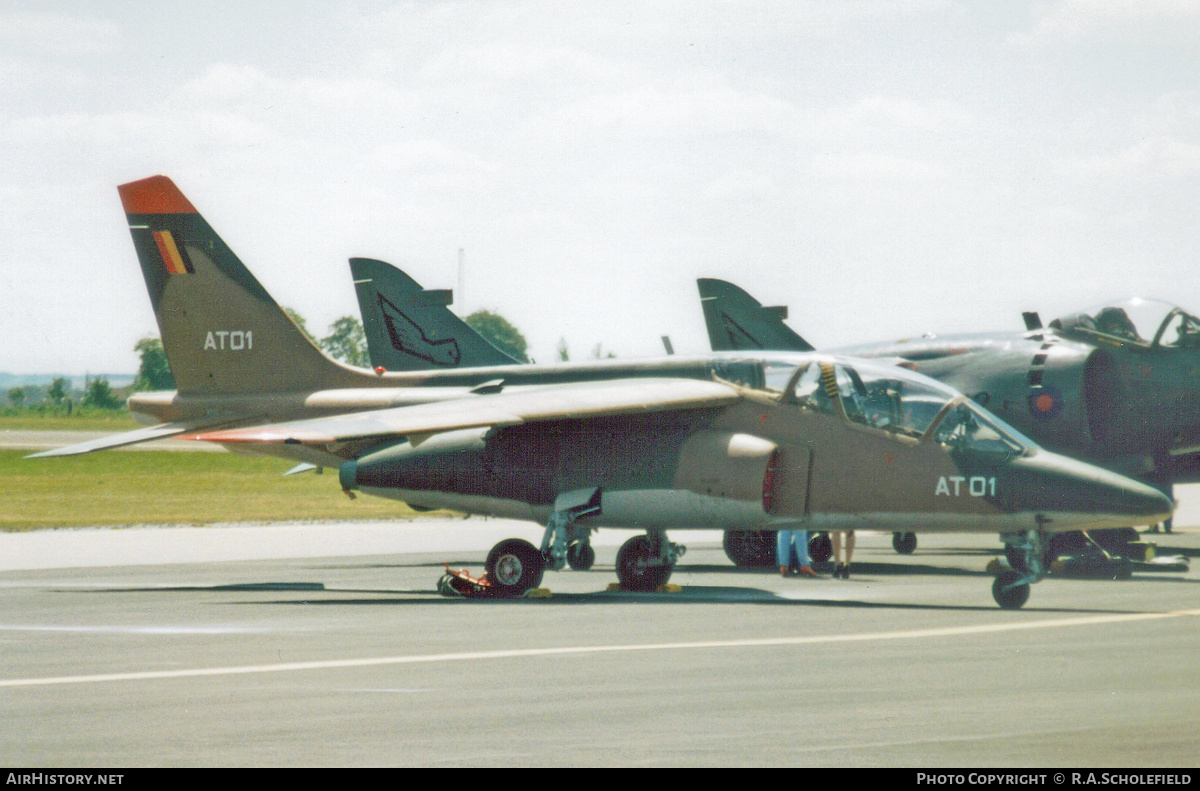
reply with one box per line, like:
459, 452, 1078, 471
485, 538, 545, 597
892, 532, 917, 555
808, 532, 833, 564
992, 570, 1030, 610
616, 535, 672, 592
567, 541, 595, 571
722, 530, 774, 567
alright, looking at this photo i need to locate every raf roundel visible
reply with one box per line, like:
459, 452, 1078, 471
1027, 385, 1063, 420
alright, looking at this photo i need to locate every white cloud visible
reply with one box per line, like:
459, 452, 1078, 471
836, 96, 974, 132
0, 55, 91, 96
810, 152, 951, 182
0, 12, 122, 57
702, 169, 776, 201
178, 63, 418, 119
418, 43, 625, 87
533, 81, 799, 140
364, 139, 494, 175
7, 109, 281, 156
1058, 136, 1200, 177
1014, 0, 1200, 44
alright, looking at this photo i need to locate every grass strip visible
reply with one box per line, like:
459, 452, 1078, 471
1, 450, 440, 531
0, 411, 142, 431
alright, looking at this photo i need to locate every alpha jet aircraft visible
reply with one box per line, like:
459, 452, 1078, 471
187, 352, 1170, 608
699, 278, 1198, 556
32, 176, 1172, 609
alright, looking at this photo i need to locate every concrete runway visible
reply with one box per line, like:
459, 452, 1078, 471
0, 520, 1197, 767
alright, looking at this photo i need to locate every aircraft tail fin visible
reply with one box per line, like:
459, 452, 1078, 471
697, 278, 815, 353
119, 176, 367, 394
350, 257, 523, 371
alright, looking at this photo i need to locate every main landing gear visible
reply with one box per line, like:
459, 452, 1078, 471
615, 532, 685, 592
721, 530, 773, 567
476, 530, 685, 597
992, 529, 1050, 609
477, 490, 604, 598
484, 538, 545, 597
473, 487, 686, 598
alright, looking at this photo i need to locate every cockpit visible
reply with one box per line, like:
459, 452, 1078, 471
775, 356, 1035, 456
1050, 298, 1200, 349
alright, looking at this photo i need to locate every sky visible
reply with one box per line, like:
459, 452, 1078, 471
2, 0, 1199, 375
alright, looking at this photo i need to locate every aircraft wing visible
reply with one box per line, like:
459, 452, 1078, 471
184, 378, 742, 450
25, 421, 229, 458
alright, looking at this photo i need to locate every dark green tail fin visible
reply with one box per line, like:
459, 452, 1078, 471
119, 176, 368, 394
350, 257, 522, 371
697, 278, 815, 353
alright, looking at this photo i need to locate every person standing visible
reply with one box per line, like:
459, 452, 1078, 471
778, 530, 818, 577
831, 530, 855, 579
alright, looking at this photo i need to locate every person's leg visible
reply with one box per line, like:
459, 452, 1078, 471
777, 530, 793, 576
843, 531, 856, 578
794, 530, 817, 576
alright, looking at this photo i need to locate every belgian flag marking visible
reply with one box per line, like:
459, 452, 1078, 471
151, 230, 193, 274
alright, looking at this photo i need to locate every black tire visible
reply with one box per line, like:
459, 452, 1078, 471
809, 532, 833, 564
485, 538, 545, 597
616, 535, 673, 592
722, 530, 775, 567
567, 541, 595, 571
992, 569, 1030, 609
892, 532, 917, 555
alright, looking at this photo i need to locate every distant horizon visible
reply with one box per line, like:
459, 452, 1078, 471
0, 373, 136, 386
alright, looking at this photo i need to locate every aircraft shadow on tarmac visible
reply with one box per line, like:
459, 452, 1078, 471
62, 580, 1182, 615
385, 559, 995, 579
238, 588, 1157, 615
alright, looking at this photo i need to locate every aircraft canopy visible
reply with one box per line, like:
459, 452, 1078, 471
1051, 298, 1200, 348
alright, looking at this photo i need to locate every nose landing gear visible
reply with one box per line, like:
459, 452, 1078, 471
994, 529, 1049, 609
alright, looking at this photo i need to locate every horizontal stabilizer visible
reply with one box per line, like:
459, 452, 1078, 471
26, 422, 208, 458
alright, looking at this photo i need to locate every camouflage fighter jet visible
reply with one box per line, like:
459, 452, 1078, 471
699, 277, 1197, 557
31, 177, 1173, 609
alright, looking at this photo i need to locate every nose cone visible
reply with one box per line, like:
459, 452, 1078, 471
1005, 451, 1174, 529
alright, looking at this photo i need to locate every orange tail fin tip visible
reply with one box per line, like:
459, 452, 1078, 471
118, 175, 198, 215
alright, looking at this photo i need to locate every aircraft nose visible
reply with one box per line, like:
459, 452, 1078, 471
1008, 452, 1174, 526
